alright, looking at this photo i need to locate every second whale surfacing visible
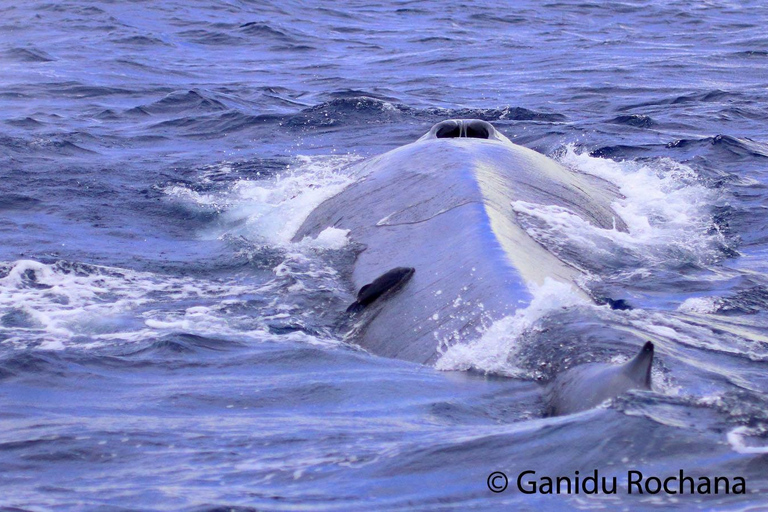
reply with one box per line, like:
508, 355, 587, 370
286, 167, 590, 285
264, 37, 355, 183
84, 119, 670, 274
294, 119, 632, 369
545, 341, 655, 416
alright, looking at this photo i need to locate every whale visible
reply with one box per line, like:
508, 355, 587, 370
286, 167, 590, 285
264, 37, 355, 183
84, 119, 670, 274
293, 119, 629, 365
545, 341, 655, 416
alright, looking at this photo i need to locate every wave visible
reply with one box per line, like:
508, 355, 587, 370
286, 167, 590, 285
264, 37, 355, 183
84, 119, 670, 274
148, 111, 281, 138
239, 22, 295, 41
4, 47, 55, 62
286, 96, 566, 128
5, 117, 45, 128
0, 135, 96, 156
0, 351, 66, 381
0, 259, 261, 350
607, 114, 656, 128
110, 35, 173, 47
680, 285, 768, 316
285, 97, 413, 128
131, 90, 228, 116
0, 194, 42, 211
177, 29, 245, 46
619, 89, 739, 111
665, 134, 768, 161
163, 154, 358, 247
520, 146, 729, 274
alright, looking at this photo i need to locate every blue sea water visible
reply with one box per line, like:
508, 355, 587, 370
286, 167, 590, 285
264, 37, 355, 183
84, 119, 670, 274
2, 0, 768, 510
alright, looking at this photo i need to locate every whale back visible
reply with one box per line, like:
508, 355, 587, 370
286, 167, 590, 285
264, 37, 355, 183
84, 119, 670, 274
294, 136, 626, 364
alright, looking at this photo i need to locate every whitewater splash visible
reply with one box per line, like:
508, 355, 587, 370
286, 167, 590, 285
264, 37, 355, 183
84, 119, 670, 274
435, 278, 586, 375
164, 154, 359, 248
0, 259, 339, 351
511, 145, 725, 274
1, 155, 358, 350
2, 155, 366, 353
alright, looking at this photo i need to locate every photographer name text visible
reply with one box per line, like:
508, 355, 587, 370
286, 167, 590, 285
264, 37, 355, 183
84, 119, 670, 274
487, 470, 746, 495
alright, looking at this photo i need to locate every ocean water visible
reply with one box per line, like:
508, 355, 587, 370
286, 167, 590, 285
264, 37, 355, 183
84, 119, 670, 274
2, 1, 768, 510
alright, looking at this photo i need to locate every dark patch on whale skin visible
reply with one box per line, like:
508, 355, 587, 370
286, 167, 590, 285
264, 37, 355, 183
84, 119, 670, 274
595, 297, 633, 311
346, 267, 415, 313
545, 341, 654, 416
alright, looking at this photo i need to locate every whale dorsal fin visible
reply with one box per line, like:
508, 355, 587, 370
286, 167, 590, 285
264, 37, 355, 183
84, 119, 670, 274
346, 267, 415, 313
622, 341, 654, 389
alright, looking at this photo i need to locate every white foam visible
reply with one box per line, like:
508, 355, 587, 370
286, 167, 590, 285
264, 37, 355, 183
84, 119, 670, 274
678, 296, 718, 314
727, 426, 768, 454
513, 146, 723, 269
435, 278, 587, 375
160, 158, 357, 344
164, 155, 359, 248
295, 227, 350, 250
163, 186, 224, 212
561, 146, 713, 236
0, 260, 267, 350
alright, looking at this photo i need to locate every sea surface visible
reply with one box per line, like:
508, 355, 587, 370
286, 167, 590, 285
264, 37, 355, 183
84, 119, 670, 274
2, 1, 768, 510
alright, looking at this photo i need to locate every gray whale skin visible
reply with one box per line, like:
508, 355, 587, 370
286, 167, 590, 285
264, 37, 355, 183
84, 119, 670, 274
294, 119, 630, 367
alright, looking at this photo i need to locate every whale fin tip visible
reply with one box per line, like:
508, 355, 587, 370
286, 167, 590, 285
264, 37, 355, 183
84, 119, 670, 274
625, 341, 654, 388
